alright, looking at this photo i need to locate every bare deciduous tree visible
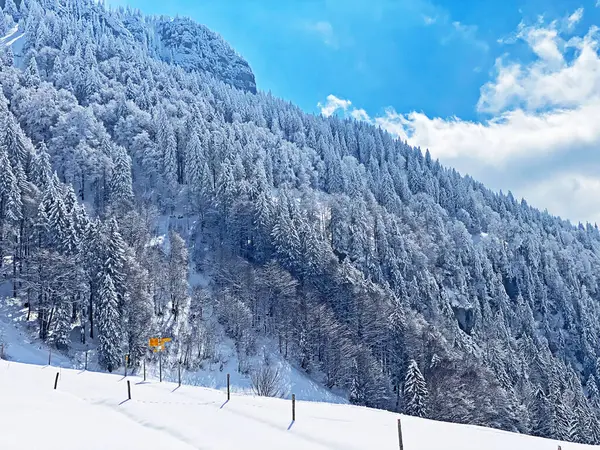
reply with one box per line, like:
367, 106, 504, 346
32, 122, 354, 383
251, 365, 282, 397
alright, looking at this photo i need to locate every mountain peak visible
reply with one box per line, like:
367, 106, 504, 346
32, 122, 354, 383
146, 16, 256, 93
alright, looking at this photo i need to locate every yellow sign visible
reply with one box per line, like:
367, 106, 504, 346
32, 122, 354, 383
149, 337, 172, 352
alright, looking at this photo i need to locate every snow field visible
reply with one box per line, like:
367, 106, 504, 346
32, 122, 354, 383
0, 360, 594, 450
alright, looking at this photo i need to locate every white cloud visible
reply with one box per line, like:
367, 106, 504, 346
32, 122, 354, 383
306, 21, 338, 48
522, 24, 564, 66
318, 94, 352, 117
477, 25, 600, 114
567, 8, 584, 29
442, 21, 490, 52
423, 15, 436, 25
378, 102, 600, 166
452, 21, 474, 34
524, 173, 600, 224
317, 9, 600, 223
351, 108, 370, 121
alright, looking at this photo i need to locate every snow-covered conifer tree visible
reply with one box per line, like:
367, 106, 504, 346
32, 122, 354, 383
3, 0, 19, 21
403, 359, 428, 418
0, 10, 7, 36
97, 273, 122, 372
110, 146, 134, 206
22, 56, 40, 88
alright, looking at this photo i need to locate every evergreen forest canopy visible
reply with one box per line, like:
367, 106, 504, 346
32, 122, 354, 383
1, 0, 600, 444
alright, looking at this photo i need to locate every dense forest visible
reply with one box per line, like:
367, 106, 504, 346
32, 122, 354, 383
2, 0, 600, 444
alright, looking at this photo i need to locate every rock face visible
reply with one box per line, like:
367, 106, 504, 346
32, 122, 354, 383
153, 17, 257, 94
452, 306, 475, 335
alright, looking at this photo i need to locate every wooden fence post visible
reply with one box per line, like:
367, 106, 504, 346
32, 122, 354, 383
0, 343, 4, 359
127, 380, 131, 400
178, 362, 181, 387
159, 352, 162, 382
54, 372, 59, 390
124, 354, 128, 377
397, 418, 404, 450
292, 394, 296, 421
84, 350, 88, 371
143, 359, 146, 382
227, 373, 230, 401
48, 349, 51, 366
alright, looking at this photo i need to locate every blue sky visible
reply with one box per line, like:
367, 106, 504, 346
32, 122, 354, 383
108, 0, 600, 224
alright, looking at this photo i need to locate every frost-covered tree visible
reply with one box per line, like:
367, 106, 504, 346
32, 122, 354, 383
52, 299, 72, 350
97, 273, 122, 372
123, 250, 153, 367
110, 146, 134, 207
0, 10, 7, 36
0, 146, 21, 269
104, 218, 128, 314
22, 56, 40, 88
404, 359, 428, 418
3, 0, 19, 21
167, 230, 190, 338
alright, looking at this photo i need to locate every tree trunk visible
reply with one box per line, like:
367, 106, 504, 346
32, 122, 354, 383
0, 204, 5, 270
88, 290, 94, 339
26, 289, 31, 321
18, 218, 24, 290
12, 243, 17, 298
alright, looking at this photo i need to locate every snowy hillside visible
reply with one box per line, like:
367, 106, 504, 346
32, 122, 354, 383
0, 360, 588, 450
3, 0, 600, 446
0, 292, 345, 405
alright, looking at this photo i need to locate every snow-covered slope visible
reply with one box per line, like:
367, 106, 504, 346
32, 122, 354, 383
0, 360, 590, 450
0, 289, 344, 404
1, 24, 24, 64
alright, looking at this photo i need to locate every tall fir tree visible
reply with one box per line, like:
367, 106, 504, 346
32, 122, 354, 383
22, 56, 40, 88
110, 145, 134, 207
97, 273, 122, 373
0, 9, 7, 36
403, 359, 428, 418
3, 0, 19, 21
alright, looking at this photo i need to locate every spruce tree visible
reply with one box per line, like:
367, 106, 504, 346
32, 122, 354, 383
588, 412, 600, 445
0, 147, 20, 222
167, 230, 191, 359
156, 111, 178, 183
31, 144, 53, 189
403, 359, 428, 418
110, 146, 134, 206
0, 146, 20, 270
185, 130, 203, 187
3, 0, 18, 21
52, 300, 71, 350
587, 376, 600, 411
124, 251, 153, 367
104, 218, 128, 314
22, 56, 40, 88
2, 46, 13, 66
3, 113, 29, 167
0, 10, 7, 36
97, 273, 122, 373
552, 396, 571, 441
19, 0, 28, 18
